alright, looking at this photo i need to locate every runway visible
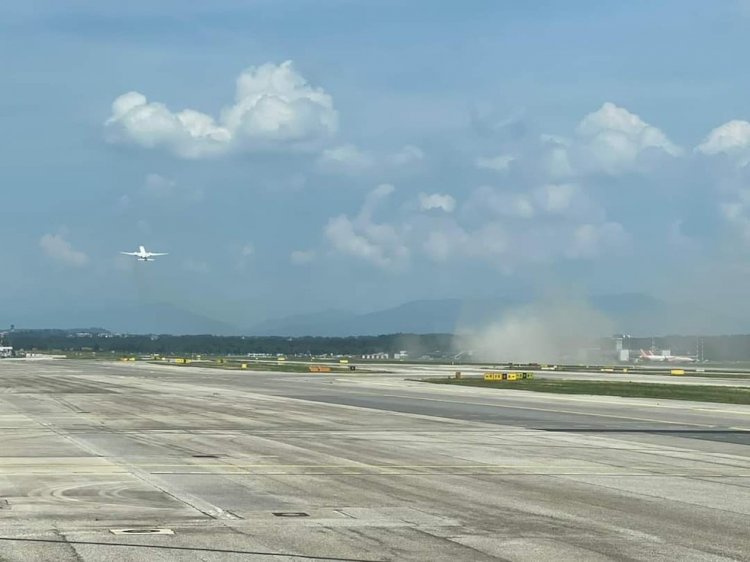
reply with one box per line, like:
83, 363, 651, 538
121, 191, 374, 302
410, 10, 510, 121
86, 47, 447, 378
1, 360, 749, 561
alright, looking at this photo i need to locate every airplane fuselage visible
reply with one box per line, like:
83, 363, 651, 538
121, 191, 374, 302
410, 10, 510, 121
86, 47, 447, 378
639, 350, 696, 363
121, 246, 167, 261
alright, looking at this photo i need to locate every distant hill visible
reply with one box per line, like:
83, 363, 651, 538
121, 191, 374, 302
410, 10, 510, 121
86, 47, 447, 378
246, 298, 517, 336
13, 293, 744, 337
11, 303, 243, 336
246, 294, 748, 337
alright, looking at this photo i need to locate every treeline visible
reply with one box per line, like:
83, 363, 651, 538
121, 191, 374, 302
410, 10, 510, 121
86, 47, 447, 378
9, 330, 750, 361
4, 332, 457, 358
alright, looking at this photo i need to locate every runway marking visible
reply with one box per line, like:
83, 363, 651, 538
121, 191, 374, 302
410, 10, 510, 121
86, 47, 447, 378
351, 392, 718, 428
696, 409, 750, 416
350, 379, 750, 411
4, 462, 749, 474
146, 471, 750, 477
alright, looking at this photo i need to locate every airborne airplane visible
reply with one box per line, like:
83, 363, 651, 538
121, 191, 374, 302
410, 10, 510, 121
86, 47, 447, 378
121, 245, 168, 261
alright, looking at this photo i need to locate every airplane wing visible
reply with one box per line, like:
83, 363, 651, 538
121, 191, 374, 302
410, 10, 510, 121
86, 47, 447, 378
120, 252, 139, 256
149, 252, 168, 256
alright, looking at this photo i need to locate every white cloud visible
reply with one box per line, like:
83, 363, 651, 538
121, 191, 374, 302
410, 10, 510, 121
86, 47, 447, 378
575, 102, 682, 173
317, 143, 425, 175
475, 154, 515, 172
324, 184, 409, 269
472, 103, 679, 180
317, 179, 626, 271
105, 61, 338, 159
390, 144, 425, 166
316, 144, 374, 174
241, 243, 255, 257
291, 249, 316, 264
419, 192, 456, 213
696, 120, 750, 163
39, 233, 89, 267
417, 181, 623, 266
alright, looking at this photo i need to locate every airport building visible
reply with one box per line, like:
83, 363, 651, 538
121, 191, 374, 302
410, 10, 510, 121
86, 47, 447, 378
0, 346, 13, 358
614, 334, 630, 362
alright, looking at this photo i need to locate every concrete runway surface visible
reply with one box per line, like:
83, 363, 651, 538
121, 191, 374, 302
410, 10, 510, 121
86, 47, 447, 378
1, 360, 749, 561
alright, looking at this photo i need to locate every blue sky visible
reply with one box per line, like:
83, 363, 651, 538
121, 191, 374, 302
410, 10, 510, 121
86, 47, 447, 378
3, 0, 750, 331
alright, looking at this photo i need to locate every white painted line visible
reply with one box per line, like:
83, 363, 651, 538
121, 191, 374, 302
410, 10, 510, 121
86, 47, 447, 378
110, 528, 174, 535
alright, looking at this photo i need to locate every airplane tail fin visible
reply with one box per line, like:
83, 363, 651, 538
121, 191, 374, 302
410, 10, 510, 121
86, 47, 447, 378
139, 245, 146, 253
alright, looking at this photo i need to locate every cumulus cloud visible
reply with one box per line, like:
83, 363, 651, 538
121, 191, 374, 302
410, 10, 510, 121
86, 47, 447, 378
419, 192, 456, 213
697, 120, 750, 164
574, 102, 682, 173
317, 179, 625, 271
472, 103, 679, 180
414, 178, 625, 266
324, 184, 409, 269
105, 61, 338, 158
39, 233, 89, 267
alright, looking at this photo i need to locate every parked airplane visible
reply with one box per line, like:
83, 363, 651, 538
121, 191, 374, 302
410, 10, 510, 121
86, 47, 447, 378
121, 246, 168, 262
639, 349, 696, 363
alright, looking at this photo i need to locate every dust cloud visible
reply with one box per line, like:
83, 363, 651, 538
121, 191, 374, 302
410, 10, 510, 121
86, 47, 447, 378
458, 299, 613, 364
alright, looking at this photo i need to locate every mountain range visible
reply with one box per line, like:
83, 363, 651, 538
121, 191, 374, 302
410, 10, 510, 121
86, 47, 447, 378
8, 293, 746, 337
246, 294, 747, 337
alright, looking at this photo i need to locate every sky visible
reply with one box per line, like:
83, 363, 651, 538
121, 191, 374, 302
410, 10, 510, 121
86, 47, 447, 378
3, 0, 750, 332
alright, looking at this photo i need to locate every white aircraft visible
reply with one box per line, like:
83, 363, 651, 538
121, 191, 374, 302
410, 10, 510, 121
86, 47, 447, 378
639, 349, 696, 363
121, 245, 168, 262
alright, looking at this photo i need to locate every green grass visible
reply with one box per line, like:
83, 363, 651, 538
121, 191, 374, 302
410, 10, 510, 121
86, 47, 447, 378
421, 378, 750, 405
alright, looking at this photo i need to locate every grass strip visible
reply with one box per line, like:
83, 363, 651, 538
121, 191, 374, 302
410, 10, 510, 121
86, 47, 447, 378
420, 378, 750, 405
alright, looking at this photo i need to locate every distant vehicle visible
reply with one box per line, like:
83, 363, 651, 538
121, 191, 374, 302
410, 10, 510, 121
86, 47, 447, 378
121, 245, 168, 262
638, 349, 696, 363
